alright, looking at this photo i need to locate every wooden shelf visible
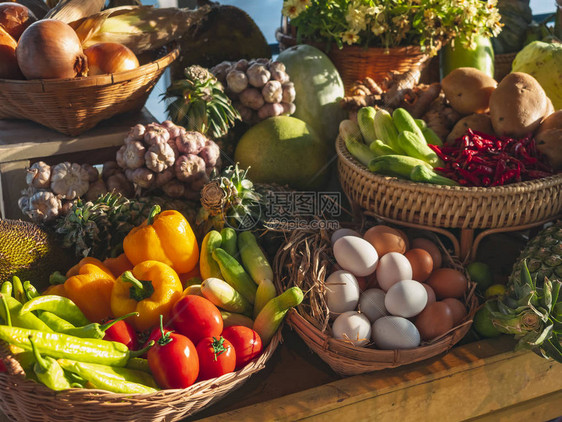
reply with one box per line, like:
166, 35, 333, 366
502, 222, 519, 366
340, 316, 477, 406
191, 328, 562, 422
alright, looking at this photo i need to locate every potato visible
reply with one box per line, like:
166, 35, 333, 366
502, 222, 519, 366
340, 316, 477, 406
446, 113, 494, 144
535, 110, 562, 170
489, 72, 549, 138
441, 67, 497, 115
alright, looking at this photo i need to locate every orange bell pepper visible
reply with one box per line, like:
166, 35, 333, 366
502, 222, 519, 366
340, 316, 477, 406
123, 205, 199, 275
103, 253, 134, 279
62, 257, 116, 323
110, 260, 183, 332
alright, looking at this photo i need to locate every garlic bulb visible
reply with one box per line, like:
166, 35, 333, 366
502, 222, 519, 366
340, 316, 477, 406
50, 162, 90, 199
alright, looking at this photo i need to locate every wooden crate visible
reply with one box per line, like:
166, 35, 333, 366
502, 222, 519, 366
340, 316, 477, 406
0, 108, 157, 220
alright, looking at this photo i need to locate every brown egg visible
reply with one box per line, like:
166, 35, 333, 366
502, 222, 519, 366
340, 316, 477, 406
427, 268, 468, 299
364, 225, 407, 257
405, 248, 434, 282
421, 283, 436, 305
411, 238, 442, 270
415, 301, 454, 341
394, 228, 410, 251
442, 298, 467, 325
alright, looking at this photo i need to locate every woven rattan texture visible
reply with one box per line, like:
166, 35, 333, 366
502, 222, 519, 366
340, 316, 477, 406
336, 136, 562, 230
0, 44, 179, 136
0, 330, 280, 422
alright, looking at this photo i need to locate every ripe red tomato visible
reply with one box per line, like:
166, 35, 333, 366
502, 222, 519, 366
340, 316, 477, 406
148, 330, 199, 389
221, 326, 263, 369
170, 295, 223, 344
196, 336, 236, 381
103, 319, 138, 350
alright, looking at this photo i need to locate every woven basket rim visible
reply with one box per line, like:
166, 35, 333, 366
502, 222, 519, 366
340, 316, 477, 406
0, 43, 180, 88
336, 135, 562, 194
0, 327, 281, 418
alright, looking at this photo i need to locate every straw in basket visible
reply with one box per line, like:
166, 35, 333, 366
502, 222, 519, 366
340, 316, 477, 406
273, 226, 478, 377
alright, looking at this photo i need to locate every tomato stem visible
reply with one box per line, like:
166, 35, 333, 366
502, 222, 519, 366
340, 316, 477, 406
211, 336, 227, 361
156, 314, 173, 346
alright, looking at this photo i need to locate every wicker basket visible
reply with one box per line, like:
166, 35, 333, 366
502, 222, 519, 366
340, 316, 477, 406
0, 330, 280, 422
336, 136, 562, 230
494, 52, 517, 82
0, 44, 179, 136
274, 228, 478, 377
275, 23, 433, 95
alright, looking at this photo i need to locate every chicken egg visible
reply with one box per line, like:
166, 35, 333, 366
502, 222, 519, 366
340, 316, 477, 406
331, 228, 361, 244
414, 301, 454, 341
427, 268, 468, 299
421, 283, 437, 305
372, 316, 421, 349
364, 225, 407, 257
376, 252, 413, 291
384, 279, 428, 318
324, 270, 360, 314
404, 248, 434, 282
333, 236, 378, 277
332, 311, 371, 347
358, 288, 387, 323
442, 298, 467, 325
411, 238, 442, 270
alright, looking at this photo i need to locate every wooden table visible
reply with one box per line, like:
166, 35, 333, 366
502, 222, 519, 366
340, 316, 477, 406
0, 108, 157, 219
191, 328, 562, 422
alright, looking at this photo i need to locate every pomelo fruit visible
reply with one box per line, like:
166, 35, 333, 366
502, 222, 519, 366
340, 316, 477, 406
234, 116, 329, 190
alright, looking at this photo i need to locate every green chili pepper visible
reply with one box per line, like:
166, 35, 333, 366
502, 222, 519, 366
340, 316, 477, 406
64, 370, 87, 388
126, 357, 152, 373
38, 312, 76, 333
58, 359, 159, 394
18, 295, 90, 326
1, 282, 12, 297
0, 294, 53, 332
23, 281, 40, 302
12, 276, 26, 304
62, 312, 139, 340
0, 325, 152, 367
29, 335, 72, 391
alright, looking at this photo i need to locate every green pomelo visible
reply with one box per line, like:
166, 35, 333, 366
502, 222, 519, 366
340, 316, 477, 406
234, 116, 329, 190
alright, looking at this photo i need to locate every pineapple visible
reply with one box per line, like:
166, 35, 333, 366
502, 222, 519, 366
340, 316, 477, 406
162, 65, 241, 140
488, 259, 562, 362
55, 192, 198, 260
196, 164, 261, 234
509, 221, 562, 286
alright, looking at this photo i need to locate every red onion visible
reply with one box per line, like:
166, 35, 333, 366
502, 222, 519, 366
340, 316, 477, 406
0, 25, 22, 79
16, 19, 88, 80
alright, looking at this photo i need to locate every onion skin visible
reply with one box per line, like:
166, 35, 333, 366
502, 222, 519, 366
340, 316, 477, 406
84, 42, 140, 76
0, 25, 22, 79
16, 19, 88, 80
0, 2, 37, 40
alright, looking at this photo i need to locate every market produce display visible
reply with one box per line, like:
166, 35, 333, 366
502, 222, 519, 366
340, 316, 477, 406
1, 0, 561, 419
0, 205, 302, 394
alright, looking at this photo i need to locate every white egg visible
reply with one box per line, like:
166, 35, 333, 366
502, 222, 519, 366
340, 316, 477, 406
331, 228, 361, 245
332, 311, 372, 347
372, 316, 421, 349
376, 252, 413, 291
384, 279, 428, 318
358, 288, 387, 323
325, 270, 361, 314
333, 236, 378, 277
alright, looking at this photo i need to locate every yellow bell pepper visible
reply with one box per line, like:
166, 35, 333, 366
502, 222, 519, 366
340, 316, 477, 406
123, 205, 199, 275
63, 257, 116, 323
110, 260, 183, 332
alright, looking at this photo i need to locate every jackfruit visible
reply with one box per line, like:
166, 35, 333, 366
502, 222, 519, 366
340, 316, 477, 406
0, 219, 77, 290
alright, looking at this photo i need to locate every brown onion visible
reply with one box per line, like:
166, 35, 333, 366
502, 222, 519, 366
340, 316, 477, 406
84, 42, 140, 76
16, 19, 88, 80
0, 25, 22, 79
0, 2, 36, 40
